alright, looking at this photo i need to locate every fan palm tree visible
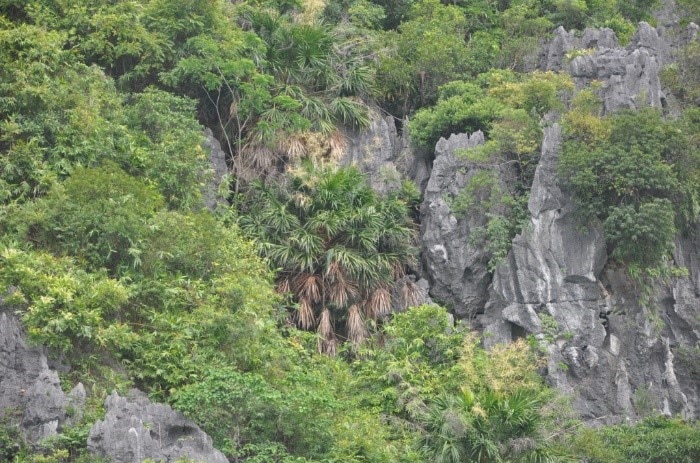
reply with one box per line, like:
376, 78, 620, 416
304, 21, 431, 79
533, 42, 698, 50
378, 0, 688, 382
419, 388, 562, 463
229, 8, 372, 186
239, 162, 415, 353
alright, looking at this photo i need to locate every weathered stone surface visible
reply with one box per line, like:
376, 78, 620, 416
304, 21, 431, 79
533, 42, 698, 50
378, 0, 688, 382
341, 107, 431, 196
475, 121, 700, 420
540, 22, 684, 114
0, 305, 73, 443
342, 108, 398, 193
443, 19, 695, 421
571, 46, 663, 113
540, 26, 619, 72
88, 390, 228, 463
480, 125, 607, 354
419, 131, 517, 318
202, 128, 229, 211
492, 125, 606, 306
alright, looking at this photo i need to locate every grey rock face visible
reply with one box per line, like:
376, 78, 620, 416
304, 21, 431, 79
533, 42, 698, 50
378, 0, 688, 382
0, 307, 73, 443
433, 20, 694, 421
570, 46, 663, 113
342, 107, 403, 196
88, 390, 228, 463
542, 19, 700, 116
202, 128, 229, 211
420, 132, 519, 318
341, 107, 429, 195
480, 124, 607, 352
541, 26, 619, 72
474, 121, 700, 421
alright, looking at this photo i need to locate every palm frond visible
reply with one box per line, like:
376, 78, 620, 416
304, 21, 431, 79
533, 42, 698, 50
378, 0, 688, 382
317, 308, 336, 355
280, 133, 307, 160
365, 286, 392, 319
296, 296, 316, 330
329, 97, 370, 129
326, 272, 358, 308
346, 304, 367, 348
293, 273, 322, 304
398, 279, 421, 310
277, 277, 291, 295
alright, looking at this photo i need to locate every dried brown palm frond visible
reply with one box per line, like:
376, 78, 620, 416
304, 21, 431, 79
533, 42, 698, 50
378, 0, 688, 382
327, 278, 348, 308
317, 308, 334, 338
365, 286, 392, 319
317, 308, 337, 355
280, 133, 307, 161
326, 259, 343, 282
327, 276, 358, 308
232, 158, 258, 184
318, 337, 337, 356
391, 261, 407, 280
293, 273, 322, 304
398, 279, 422, 310
296, 297, 316, 330
347, 304, 367, 348
247, 144, 276, 170
277, 277, 291, 295
506, 437, 537, 457
328, 130, 347, 162
291, 191, 312, 210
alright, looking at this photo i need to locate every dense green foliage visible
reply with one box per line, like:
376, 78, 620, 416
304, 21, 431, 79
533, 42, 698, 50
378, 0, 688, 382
353, 305, 572, 463
568, 416, 700, 463
322, 0, 658, 116
662, 40, 700, 107
1, 0, 698, 462
560, 106, 700, 269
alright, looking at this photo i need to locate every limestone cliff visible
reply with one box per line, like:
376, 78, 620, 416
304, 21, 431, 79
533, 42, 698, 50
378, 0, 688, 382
417, 17, 700, 421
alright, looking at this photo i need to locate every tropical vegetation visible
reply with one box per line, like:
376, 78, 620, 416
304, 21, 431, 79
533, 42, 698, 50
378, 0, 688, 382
0, 0, 698, 462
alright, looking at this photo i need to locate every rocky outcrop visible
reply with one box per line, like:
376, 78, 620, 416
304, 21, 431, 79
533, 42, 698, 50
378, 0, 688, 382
0, 303, 83, 443
542, 24, 663, 113
468, 122, 700, 421
411, 17, 700, 422
88, 390, 228, 463
419, 132, 520, 318
541, 26, 619, 72
541, 20, 699, 115
0, 299, 227, 460
479, 124, 606, 348
341, 107, 430, 195
202, 128, 229, 211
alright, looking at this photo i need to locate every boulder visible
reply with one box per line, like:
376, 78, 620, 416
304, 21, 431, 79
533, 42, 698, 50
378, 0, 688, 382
88, 390, 228, 463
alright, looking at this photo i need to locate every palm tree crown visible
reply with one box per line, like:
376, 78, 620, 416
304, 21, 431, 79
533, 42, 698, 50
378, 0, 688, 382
239, 162, 415, 353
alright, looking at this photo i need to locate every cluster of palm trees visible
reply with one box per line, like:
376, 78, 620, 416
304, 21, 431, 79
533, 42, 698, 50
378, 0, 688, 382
239, 162, 416, 353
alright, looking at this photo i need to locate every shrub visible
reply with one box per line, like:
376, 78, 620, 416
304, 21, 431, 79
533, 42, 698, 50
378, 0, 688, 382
10, 164, 163, 275
560, 108, 700, 269
570, 416, 700, 463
